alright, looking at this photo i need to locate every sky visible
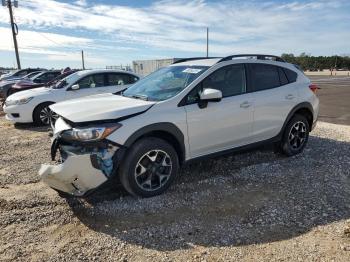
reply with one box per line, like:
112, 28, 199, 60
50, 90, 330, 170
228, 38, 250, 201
0, 0, 349, 69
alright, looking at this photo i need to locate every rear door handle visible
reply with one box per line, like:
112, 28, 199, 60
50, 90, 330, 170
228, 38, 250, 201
285, 94, 295, 100
240, 101, 252, 108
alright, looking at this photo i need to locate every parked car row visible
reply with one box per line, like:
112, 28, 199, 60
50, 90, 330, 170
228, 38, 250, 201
0, 68, 46, 81
3, 69, 140, 125
0, 68, 80, 99
2, 55, 319, 199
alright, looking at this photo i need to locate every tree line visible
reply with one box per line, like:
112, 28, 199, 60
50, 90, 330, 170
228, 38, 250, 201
281, 53, 350, 71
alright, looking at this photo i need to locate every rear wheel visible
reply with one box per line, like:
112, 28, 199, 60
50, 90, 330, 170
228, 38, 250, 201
119, 137, 179, 197
281, 114, 310, 156
33, 102, 58, 126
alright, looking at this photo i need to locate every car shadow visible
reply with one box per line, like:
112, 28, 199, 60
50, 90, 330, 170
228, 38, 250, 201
65, 135, 350, 251
13, 122, 49, 133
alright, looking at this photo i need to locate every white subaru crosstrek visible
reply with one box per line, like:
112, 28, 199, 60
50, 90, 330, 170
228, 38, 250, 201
3, 69, 140, 125
39, 55, 319, 198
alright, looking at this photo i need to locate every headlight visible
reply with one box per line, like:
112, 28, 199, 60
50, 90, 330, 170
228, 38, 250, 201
60, 123, 122, 142
5, 97, 33, 106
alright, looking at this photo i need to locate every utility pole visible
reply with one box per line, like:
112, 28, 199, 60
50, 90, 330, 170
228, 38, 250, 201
81, 50, 85, 70
2, 0, 21, 69
206, 27, 209, 58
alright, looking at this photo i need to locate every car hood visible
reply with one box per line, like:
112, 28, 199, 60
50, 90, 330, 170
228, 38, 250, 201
7, 87, 51, 100
50, 93, 156, 123
13, 79, 39, 88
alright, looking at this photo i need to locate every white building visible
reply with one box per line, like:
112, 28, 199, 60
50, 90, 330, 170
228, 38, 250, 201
132, 58, 182, 76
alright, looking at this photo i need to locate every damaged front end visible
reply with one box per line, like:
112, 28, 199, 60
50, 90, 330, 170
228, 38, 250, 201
39, 117, 123, 197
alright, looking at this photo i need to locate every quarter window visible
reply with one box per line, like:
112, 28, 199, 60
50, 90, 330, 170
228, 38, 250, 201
250, 64, 280, 91
278, 67, 289, 86
76, 74, 105, 89
284, 68, 298, 83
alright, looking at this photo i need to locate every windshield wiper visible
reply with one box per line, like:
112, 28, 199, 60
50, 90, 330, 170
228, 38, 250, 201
131, 94, 148, 101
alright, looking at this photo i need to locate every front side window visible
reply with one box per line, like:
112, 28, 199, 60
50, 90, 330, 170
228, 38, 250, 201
202, 64, 246, 97
76, 74, 105, 89
123, 66, 208, 101
185, 64, 246, 104
250, 64, 280, 91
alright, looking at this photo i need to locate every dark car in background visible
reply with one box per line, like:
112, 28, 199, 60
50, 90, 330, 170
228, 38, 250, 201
0, 71, 43, 98
0, 68, 46, 81
8, 69, 78, 97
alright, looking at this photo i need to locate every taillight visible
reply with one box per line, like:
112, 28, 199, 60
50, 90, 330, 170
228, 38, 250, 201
309, 84, 319, 94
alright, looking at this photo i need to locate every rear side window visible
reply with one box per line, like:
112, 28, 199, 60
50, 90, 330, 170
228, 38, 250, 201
107, 73, 138, 86
283, 68, 298, 83
278, 67, 289, 86
250, 64, 280, 91
77, 74, 105, 89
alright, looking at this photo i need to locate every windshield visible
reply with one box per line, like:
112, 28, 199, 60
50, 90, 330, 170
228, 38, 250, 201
51, 71, 78, 89
123, 66, 208, 101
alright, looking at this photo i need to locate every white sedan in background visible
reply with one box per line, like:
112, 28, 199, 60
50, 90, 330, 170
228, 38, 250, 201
3, 69, 140, 125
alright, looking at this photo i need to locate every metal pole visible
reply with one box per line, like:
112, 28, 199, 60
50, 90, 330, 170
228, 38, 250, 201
81, 50, 85, 69
206, 27, 209, 58
7, 1, 21, 69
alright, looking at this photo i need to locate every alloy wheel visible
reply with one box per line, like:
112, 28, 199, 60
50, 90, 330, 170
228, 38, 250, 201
288, 121, 307, 149
39, 107, 58, 125
134, 150, 172, 191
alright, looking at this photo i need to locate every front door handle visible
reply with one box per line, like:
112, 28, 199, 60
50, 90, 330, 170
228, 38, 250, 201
285, 94, 295, 100
240, 101, 252, 108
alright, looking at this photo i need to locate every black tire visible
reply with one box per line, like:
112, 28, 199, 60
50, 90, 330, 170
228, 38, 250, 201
281, 114, 310, 156
33, 102, 55, 126
119, 137, 179, 198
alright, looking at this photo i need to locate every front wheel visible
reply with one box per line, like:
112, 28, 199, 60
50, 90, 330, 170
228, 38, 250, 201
280, 114, 310, 156
119, 137, 179, 198
33, 102, 58, 126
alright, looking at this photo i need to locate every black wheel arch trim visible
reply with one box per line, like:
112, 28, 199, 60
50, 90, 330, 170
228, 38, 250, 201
277, 102, 314, 139
123, 122, 185, 163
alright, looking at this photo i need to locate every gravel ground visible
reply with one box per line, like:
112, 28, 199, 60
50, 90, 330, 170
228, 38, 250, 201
0, 116, 350, 262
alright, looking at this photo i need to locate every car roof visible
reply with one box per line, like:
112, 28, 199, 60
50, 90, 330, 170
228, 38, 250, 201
76, 69, 138, 77
170, 58, 221, 67
172, 57, 299, 72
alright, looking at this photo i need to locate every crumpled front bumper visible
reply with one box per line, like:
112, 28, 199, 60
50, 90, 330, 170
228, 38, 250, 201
39, 116, 124, 197
39, 154, 108, 197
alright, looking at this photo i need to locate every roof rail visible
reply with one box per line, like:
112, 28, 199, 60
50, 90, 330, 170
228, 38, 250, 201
172, 57, 220, 64
217, 54, 286, 63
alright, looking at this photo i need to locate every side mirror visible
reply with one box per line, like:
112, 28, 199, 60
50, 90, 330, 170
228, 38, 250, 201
198, 88, 222, 109
200, 88, 222, 102
71, 84, 80, 90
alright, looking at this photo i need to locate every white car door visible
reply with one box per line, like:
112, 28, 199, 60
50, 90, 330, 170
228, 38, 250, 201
184, 64, 254, 158
248, 63, 299, 142
65, 73, 106, 100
